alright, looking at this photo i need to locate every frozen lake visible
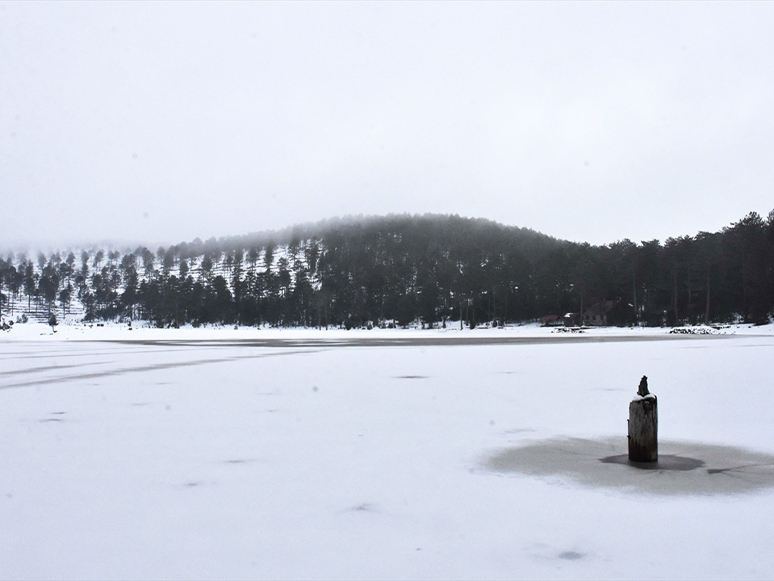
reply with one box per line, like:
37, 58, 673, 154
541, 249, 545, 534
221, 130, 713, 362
2, 326, 774, 579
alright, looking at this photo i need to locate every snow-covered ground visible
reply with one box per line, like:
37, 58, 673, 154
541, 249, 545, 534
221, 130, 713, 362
2, 324, 774, 579
4, 319, 773, 342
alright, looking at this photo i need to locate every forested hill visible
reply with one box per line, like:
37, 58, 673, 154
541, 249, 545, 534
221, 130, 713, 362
1, 212, 773, 329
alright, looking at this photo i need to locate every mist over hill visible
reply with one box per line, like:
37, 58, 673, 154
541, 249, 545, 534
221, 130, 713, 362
1, 212, 773, 329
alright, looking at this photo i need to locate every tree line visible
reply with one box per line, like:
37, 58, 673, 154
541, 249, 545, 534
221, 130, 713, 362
1, 212, 772, 328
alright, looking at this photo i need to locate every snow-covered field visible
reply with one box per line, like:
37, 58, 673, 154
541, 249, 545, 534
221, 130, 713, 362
2, 323, 774, 579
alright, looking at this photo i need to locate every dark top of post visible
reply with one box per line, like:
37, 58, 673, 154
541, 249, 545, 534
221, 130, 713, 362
629, 375, 657, 462
637, 375, 649, 397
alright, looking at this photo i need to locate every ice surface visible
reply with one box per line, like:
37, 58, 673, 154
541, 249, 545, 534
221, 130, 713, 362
488, 436, 774, 495
1, 326, 774, 579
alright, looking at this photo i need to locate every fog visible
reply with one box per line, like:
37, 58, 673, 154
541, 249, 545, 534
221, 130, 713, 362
2, 2, 773, 250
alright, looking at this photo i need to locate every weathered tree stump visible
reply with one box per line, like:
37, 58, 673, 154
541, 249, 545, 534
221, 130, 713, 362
628, 376, 658, 462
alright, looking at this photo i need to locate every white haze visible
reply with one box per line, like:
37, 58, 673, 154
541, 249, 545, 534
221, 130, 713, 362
2, 2, 774, 250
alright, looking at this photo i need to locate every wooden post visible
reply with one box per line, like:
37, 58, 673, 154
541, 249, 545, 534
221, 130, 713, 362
628, 376, 657, 462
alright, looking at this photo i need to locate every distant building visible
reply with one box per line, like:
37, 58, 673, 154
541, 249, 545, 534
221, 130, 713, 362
582, 300, 618, 326
539, 314, 562, 327
563, 312, 581, 327
560, 300, 631, 328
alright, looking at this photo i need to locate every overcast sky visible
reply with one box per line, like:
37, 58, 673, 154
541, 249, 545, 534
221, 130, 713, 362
2, 1, 774, 251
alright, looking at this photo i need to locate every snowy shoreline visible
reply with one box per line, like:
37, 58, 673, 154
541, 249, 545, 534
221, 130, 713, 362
2, 319, 772, 343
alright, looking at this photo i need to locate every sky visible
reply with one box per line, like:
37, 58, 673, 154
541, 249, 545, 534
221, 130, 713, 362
2, 1, 774, 251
